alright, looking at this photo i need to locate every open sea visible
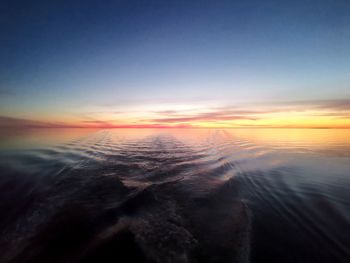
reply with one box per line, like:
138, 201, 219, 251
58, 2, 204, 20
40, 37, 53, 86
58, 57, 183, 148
0, 128, 349, 263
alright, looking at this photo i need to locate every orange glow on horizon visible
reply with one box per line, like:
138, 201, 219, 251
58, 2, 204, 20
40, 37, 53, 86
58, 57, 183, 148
1, 102, 350, 129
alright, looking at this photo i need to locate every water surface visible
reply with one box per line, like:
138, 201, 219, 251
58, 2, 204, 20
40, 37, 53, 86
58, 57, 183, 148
0, 128, 349, 263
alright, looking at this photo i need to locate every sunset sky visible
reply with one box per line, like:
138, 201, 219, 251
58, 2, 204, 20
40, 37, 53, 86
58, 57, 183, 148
1, 0, 350, 128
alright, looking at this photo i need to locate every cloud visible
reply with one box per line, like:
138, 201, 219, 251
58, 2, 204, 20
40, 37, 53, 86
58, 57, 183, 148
312, 99, 350, 111
80, 120, 115, 127
142, 98, 350, 126
153, 110, 179, 115
0, 116, 78, 128
148, 111, 258, 123
0, 116, 193, 129
218, 99, 350, 116
266, 99, 350, 111
1, 98, 349, 129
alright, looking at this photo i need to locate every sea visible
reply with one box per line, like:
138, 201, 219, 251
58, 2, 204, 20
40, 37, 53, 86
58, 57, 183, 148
0, 128, 349, 263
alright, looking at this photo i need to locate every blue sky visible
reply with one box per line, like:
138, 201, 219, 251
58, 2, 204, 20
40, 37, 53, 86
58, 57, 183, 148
0, 0, 350, 127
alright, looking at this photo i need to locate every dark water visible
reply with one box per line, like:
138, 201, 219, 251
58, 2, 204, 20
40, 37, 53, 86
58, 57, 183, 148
0, 128, 349, 263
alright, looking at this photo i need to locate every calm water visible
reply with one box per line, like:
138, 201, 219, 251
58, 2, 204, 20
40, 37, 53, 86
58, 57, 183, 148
0, 128, 349, 263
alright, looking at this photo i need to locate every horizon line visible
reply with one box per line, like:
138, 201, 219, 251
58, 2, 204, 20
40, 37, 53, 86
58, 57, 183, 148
1, 126, 350, 129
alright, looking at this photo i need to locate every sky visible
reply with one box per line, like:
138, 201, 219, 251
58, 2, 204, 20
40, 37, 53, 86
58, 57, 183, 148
1, 0, 350, 128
